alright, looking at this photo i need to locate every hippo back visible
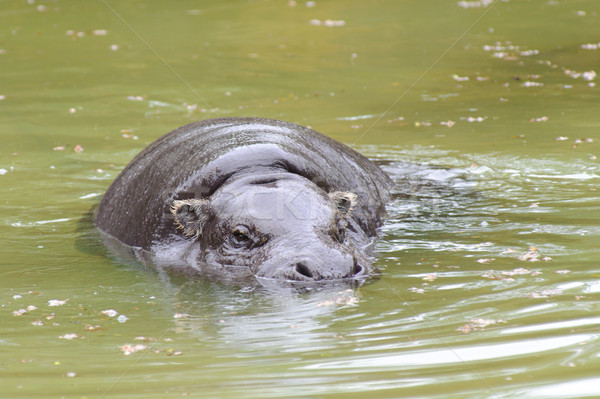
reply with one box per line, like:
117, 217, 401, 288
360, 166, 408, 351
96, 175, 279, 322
95, 117, 392, 250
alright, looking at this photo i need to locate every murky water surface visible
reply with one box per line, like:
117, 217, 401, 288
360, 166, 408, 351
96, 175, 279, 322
2, 1, 599, 398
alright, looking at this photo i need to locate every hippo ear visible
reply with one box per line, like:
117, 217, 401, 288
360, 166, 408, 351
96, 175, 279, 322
171, 199, 212, 238
328, 191, 358, 217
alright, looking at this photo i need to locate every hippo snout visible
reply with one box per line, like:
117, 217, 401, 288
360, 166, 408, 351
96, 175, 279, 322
293, 259, 365, 280
258, 253, 367, 282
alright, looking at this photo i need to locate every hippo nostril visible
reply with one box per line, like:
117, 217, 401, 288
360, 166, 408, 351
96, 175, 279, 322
295, 262, 314, 279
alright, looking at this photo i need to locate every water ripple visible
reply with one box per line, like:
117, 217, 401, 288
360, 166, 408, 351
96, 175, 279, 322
303, 334, 596, 370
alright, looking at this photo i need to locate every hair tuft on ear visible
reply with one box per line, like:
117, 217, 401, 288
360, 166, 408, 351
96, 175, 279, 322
328, 191, 358, 217
171, 199, 211, 238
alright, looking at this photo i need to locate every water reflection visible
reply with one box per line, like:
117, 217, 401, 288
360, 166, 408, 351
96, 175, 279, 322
166, 278, 364, 354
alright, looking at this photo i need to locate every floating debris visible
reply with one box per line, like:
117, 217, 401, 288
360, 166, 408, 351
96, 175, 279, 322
12, 309, 28, 316
464, 116, 486, 123
457, 0, 494, 8
483, 41, 539, 60
440, 120, 456, 128
564, 68, 596, 81
482, 266, 543, 280
317, 290, 359, 307
74, 145, 84, 153
322, 19, 345, 27
84, 324, 102, 331
58, 333, 79, 340
120, 344, 147, 356
48, 299, 68, 307
458, 318, 505, 333
173, 313, 190, 319
12, 305, 37, 316
529, 116, 548, 122
100, 309, 118, 318
582, 71, 596, 81
519, 49, 539, 56
308, 19, 346, 27
414, 121, 432, 127
581, 42, 600, 50
120, 129, 139, 140
452, 74, 469, 82
522, 81, 544, 87
502, 267, 542, 276
517, 247, 552, 262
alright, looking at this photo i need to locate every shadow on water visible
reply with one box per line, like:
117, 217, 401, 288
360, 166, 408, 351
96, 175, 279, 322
73, 207, 110, 258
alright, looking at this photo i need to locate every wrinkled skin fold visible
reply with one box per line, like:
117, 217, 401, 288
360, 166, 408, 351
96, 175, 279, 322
95, 117, 392, 284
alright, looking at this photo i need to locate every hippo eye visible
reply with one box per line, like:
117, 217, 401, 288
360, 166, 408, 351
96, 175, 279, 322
231, 226, 251, 248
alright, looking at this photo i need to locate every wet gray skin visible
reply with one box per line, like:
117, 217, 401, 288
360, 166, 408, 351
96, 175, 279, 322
95, 118, 392, 284
182, 171, 369, 281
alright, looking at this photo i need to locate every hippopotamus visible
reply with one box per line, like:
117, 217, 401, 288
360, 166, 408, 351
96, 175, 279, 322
95, 117, 392, 284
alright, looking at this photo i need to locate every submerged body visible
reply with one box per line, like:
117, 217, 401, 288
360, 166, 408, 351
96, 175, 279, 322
95, 117, 392, 284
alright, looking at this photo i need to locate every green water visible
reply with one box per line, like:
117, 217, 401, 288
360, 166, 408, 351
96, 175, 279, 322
2, 0, 599, 398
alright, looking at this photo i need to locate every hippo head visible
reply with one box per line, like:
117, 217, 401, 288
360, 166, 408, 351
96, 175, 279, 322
170, 172, 373, 282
